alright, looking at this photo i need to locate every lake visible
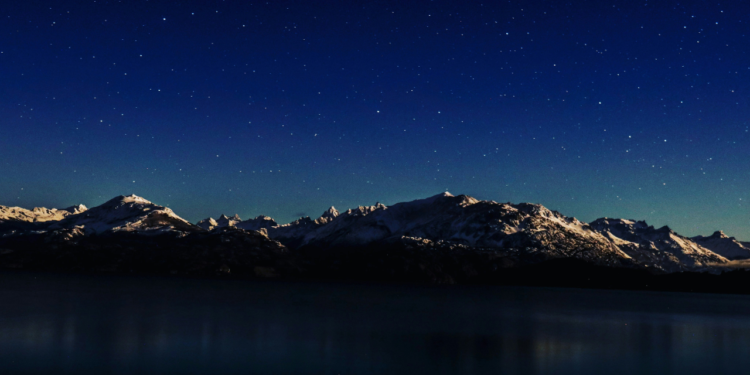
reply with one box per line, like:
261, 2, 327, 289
1, 271, 749, 374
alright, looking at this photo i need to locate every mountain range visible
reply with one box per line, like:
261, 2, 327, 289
1, 193, 749, 287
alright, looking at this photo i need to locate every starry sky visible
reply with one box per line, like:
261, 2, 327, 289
2, 1, 749, 239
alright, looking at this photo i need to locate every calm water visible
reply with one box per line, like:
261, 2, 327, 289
1, 271, 750, 374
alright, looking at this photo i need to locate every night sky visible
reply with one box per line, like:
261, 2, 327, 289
2, 1, 749, 239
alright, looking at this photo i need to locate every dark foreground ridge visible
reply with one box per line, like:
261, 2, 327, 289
2, 227, 750, 295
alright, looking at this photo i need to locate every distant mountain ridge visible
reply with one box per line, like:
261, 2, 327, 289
0, 204, 87, 223
691, 231, 750, 260
1, 192, 748, 277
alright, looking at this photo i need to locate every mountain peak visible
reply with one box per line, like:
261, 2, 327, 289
64, 204, 88, 214
711, 230, 728, 239
322, 206, 339, 218
313, 206, 341, 225
103, 194, 152, 207
235, 215, 278, 231
216, 214, 241, 228
46, 194, 194, 235
692, 230, 750, 260
197, 217, 219, 230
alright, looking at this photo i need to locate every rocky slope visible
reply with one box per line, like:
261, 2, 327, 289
691, 231, 750, 260
589, 218, 727, 272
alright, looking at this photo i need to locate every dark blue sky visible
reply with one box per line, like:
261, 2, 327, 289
2, 1, 748, 239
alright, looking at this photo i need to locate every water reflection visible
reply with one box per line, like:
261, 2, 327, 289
1, 272, 750, 374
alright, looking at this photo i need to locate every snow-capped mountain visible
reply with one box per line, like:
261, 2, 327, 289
261, 193, 634, 268
691, 231, 750, 260
196, 214, 241, 231
264, 216, 319, 249
314, 207, 340, 225
236, 215, 278, 231
250, 193, 738, 272
0, 204, 87, 223
217, 214, 242, 228
589, 218, 727, 272
196, 214, 278, 231
1, 192, 746, 276
47, 194, 197, 235
196, 217, 219, 230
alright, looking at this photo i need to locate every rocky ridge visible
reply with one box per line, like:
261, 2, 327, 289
0, 204, 87, 223
691, 231, 750, 260
0, 192, 747, 280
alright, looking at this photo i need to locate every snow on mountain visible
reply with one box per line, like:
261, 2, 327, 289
196, 213, 277, 231
3, 192, 744, 274
264, 192, 632, 267
47, 194, 196, 235
264, 216, 318, 249
589, 218, 728, 272
217, 214, 242, 228
314, 206, 340, 225
236, 215, 278, 231
197, 217, 219, 230
691, 231, 750, 260
0, 204, 87, 223
264, 203, 388, 248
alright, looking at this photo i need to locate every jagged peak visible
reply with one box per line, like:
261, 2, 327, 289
197, 217, 218, 225
216, 214, 241, 227
64, 204, 88, 214
692, 231, 734, 241
455, 194, 479, 206
313, 206, 341, 225
656, 225, 673, 234
322, 206, 339, 218
344, 203, 385, 217
215, 213, 240, 221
